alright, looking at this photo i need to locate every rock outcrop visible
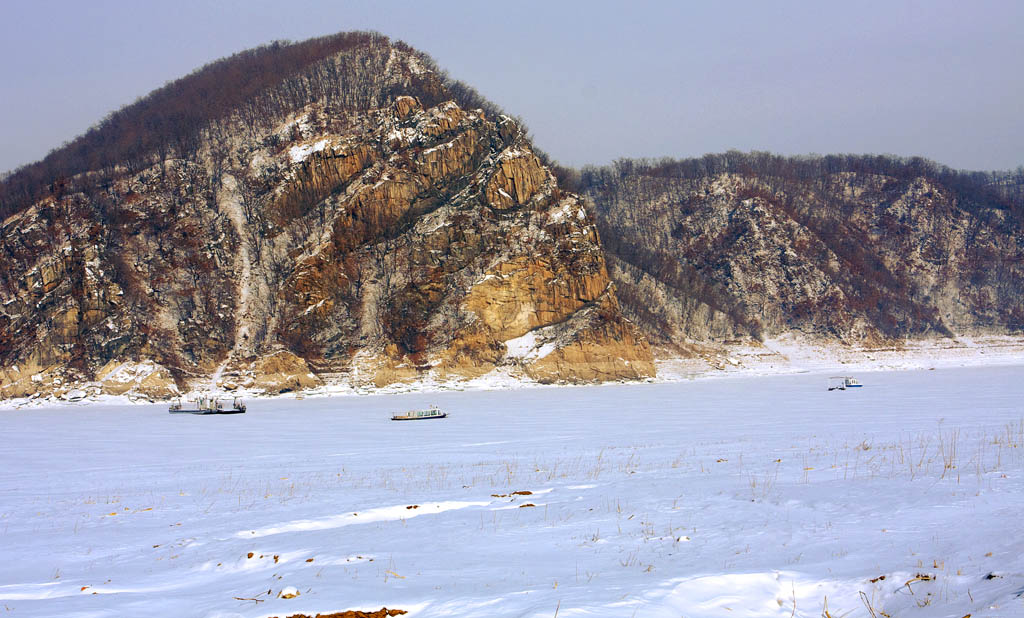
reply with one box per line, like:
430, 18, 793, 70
0, 36, 653, 400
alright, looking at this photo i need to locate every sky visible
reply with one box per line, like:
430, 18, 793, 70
2, 0, 1022, 174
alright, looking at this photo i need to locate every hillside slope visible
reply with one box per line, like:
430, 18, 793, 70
580, 154, 1024, 350
0, 34, 653, 400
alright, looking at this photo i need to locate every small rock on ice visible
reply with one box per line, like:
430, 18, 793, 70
278, 586, 300, 599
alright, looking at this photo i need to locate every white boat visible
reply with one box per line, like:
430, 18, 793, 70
169, 396, 246, 414
391, 405, 447, 421
827, 376, 863, 391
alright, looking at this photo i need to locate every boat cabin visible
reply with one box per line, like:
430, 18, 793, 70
827, 376, 862, 391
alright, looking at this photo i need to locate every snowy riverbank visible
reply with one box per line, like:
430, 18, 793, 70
3, 335, 1024, 409
655, 334, 1024, 381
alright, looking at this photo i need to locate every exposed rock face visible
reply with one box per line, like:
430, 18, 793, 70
252, 94, 652, 388
517, 293, 654, 384
221, 351, 321, 395
583, 159, 1024, 348
95, 360, 179, 399
0, 40, 653, 400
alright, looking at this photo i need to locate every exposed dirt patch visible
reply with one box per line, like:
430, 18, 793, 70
272, 609, 407, 618
491, 490, 533, 497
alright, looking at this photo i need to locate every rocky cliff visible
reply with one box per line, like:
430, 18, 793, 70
580, 154, 1024, 351
0, 35, 653, 400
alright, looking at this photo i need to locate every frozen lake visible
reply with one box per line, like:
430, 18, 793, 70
1, 365, 1023, 617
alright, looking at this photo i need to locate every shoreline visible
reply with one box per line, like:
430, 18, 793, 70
653, 333, 1024, 381
3, 334, 1023, 410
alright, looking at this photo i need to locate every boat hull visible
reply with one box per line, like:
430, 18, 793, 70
391, 413, 447, 421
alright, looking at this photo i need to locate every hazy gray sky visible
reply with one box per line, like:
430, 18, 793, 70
2, 0, 1022, 174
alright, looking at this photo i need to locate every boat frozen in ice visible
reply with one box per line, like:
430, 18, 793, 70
391, 405, 447, 421
827, 376, 863, 391
169, 396, 247, 414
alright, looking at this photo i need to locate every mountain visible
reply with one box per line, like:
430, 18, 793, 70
577, 153, 1024, 350
0, 33, 653, 400
3, 33, 1023, 402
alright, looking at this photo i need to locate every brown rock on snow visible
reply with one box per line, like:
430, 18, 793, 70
244, 350, 321, 394
270, 608, 407, 618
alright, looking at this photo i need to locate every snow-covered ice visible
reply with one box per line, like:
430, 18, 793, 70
1, 365, 1023, 617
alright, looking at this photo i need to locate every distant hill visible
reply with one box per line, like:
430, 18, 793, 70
579, 152, 1024, 346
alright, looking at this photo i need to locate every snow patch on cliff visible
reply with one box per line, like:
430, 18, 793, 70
288, 138, 330, 163
96, 360, 162, 384
546, 198, 587, 225
504, 330, 558, 362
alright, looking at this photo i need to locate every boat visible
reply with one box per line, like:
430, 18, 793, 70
827, 376, 863, 391
169, 396, 247, 414
391, 405, 447, 421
